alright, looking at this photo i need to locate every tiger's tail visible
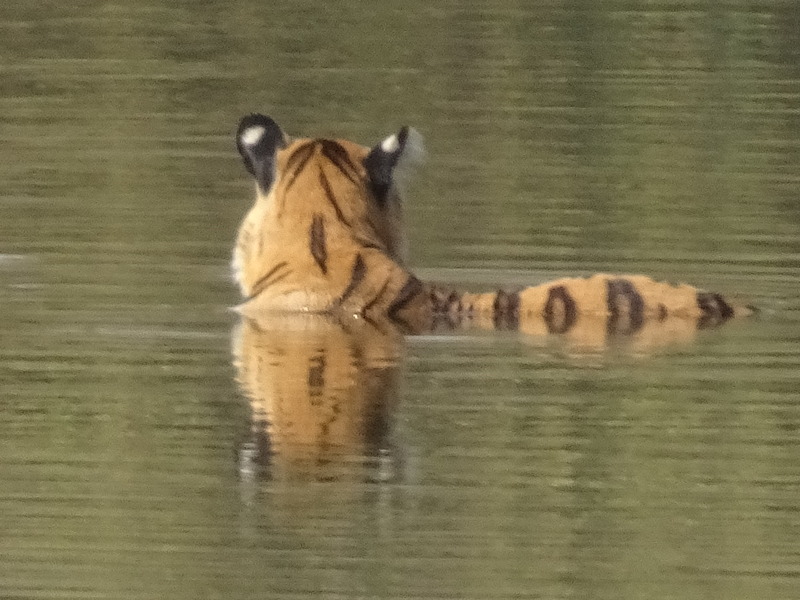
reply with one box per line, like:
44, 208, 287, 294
429, 273, 754, 333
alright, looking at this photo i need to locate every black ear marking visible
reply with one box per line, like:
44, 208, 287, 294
363, 126, 417, 205
236, 114, 287, 193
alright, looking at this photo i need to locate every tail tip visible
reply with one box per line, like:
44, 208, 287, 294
734, 303, 758, 318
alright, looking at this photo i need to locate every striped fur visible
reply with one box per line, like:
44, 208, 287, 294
233, 115, 752, 336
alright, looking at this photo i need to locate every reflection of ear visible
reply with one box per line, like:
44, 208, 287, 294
236, 114, 287, 193
363, 126, 424, 205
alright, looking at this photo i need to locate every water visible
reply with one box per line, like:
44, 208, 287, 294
2, 1, 800, 598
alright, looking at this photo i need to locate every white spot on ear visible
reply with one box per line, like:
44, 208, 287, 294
381, 134, 399, 153
241, 125, 266, 147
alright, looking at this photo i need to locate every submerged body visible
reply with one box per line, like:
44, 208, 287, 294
233, 114, 750, 334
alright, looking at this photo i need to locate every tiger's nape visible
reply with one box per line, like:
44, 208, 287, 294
232, 114, 753, 336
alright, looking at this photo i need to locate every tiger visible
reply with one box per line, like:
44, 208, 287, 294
232, 113, 754, 336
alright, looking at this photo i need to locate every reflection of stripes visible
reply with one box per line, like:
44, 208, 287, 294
309, 214, 328, 274
307, 353, 325, 398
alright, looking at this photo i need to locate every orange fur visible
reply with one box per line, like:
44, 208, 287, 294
233, 116, 751, 335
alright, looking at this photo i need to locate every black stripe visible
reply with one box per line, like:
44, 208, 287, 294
713, 292, 734, 320
696, 291, 735, 329
658, 303, 668, 321
319, 139, 361, 187
492, 289, 520, 330
309, 214, 328, 274
283, 143, 316, 192
318, 170, 351, 226
247, 261, 290, 300
353, 236, 382, 252
430, 287, 447, 312
388, 276, 425, 321
428, 287, 462, 329
364, 278, 391, 314
697, 292, 713, 329
606, 279, 645, 335
337, 253, 367, 305
430, 287, 455, 313
543, 285, 577, 334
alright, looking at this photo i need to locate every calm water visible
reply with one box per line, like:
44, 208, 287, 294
2, 1, 800, 599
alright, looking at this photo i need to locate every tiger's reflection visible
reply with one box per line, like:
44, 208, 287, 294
232, 313, 406, 482
232, 303, 730, 482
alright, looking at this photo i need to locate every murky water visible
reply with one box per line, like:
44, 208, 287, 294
2, 1, 800, 599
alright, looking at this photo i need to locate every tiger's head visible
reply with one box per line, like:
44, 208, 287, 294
232, 114, 424, 315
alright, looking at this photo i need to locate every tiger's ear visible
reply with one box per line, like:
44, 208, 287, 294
364, 126, 424, 204
236, 114, 288, 193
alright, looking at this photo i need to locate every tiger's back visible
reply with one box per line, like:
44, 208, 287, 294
233, 114, 752, 336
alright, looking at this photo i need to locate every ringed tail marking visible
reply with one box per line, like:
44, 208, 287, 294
309, 214, 328, 275
429, 286, 462, 327
696, 291, 735, 329
492, 289, 521, 330
543, 285, 577, 334
606, 278, 645, 335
